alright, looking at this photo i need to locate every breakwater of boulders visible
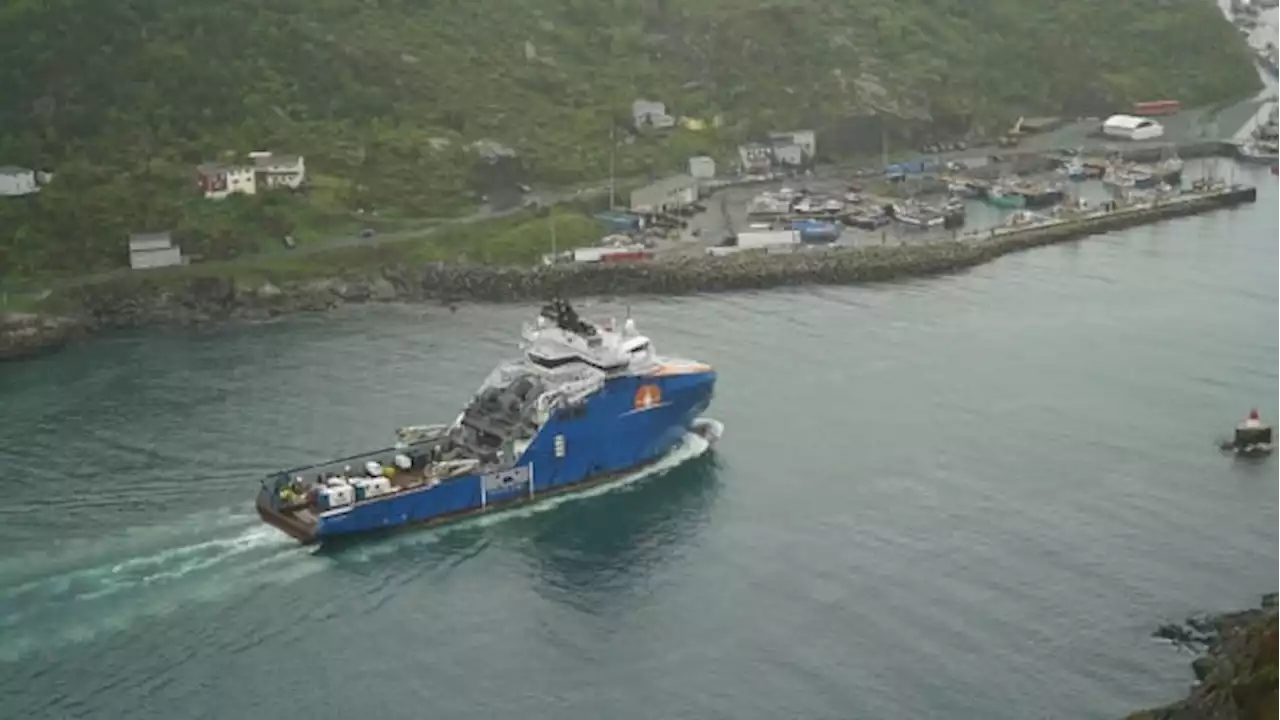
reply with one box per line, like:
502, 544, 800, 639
1, 185, 1258, 359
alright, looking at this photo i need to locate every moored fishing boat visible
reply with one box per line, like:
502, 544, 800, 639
1016, 184, 1067, 209
256, 299, 721, 544
985, 184, 1026, 209
1238, 140, 1279, 165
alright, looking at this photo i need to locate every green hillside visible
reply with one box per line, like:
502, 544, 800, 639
0, 0, 1261, 277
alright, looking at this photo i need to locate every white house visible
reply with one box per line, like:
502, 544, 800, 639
0, 166, 39, 197
737, 143, 774, 174
128, 231, 184, 270
1102, 114, 1165, 141
769, 130, 817, 159
688, 155, 716, 179
773, 143, 805, 167
249, 152, 306, 190
629, 175, 699, 214
196, 163, 257, 199
632, 99, 675, 130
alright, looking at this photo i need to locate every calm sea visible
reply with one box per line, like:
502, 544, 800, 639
0, 163, 1276, 719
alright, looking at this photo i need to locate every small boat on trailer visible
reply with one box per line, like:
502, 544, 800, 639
256, 299, 721, 545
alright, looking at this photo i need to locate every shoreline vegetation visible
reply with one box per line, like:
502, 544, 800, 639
1128, 593, 1278, 720
0, 0, 1261, 278
0, 183, 1257, 360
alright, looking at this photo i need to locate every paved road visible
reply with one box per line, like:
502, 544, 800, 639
286, 180, 622, 257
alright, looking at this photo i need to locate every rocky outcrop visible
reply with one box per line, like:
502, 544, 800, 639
0, 311, 86, 361
1130, 594, 1278, 720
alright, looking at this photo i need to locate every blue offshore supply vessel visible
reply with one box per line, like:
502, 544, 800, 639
256, 299, 721, 544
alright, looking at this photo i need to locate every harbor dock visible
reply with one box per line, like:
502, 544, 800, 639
386, 182, 1263, 301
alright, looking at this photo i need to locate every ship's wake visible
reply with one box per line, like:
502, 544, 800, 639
0, 426, 719, 662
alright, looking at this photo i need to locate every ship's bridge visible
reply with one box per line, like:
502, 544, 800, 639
522, 300, 658, 374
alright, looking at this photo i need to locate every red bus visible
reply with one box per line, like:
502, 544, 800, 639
1130, 100, 1181, 116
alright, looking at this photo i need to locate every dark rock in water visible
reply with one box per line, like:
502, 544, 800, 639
1186, 613, 1216, 636
1128, 596, 1277, 720
1190, 656, 1217, 682
0, 311, 86, 361
1154, 623, 1195, 645
1153, 619, 1215, 651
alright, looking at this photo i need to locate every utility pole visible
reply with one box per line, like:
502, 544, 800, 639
608, 121, 617, 210
880, 116, 889, 169
550, 210, 557, 258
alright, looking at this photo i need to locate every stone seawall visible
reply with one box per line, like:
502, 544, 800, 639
4, 186, 1258, 351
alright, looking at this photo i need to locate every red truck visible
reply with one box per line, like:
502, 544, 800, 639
1130, 100, 1181, 116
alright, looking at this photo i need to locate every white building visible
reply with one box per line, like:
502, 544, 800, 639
249, 152, 306, 190
632, 99, 675, 130
773, 143, 805, 167
1102, 114, 1165, 141
0, 166, 39, 197
128, 232, 184, 270
737, 143, 774, 174
769, 130, 817, 159
629, 175, 699, 214
196, 163, 257, 199
688, 155, 716, 179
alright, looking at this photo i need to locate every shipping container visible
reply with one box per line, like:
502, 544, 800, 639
1130, 100, 1181, 116
572, 247, 609, 263
735, 230, 800, 249
706, 246, 742, 257
593, 211, 642, 232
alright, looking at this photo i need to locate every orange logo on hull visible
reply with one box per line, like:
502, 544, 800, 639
633, 384, 662, 410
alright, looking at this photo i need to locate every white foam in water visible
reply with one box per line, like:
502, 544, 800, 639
0, 427, 718, 661
0, 523, 311, 661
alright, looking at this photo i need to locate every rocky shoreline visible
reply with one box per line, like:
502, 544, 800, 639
0, 312, 87, 362
0, 184, 1258, 360
1129, 593, 1278, 720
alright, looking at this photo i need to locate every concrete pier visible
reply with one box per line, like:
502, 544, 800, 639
974, 185, 1258, 253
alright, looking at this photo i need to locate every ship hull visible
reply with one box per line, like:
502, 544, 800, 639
260, 369, 717, 544
986, 193, 1026, 209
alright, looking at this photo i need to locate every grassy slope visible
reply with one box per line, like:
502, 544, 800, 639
0, 0, 1261, 280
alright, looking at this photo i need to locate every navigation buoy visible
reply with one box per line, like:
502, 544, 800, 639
1219, 409, 1275, 457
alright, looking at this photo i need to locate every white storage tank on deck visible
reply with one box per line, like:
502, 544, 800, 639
351, 476, 393, 501
319, 484, 355, 510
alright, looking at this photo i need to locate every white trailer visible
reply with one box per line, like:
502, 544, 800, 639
734, 230, 800, 249
572, 247, 609, 263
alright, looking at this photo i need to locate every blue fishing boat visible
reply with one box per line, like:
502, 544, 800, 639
257, 299, 721, 544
